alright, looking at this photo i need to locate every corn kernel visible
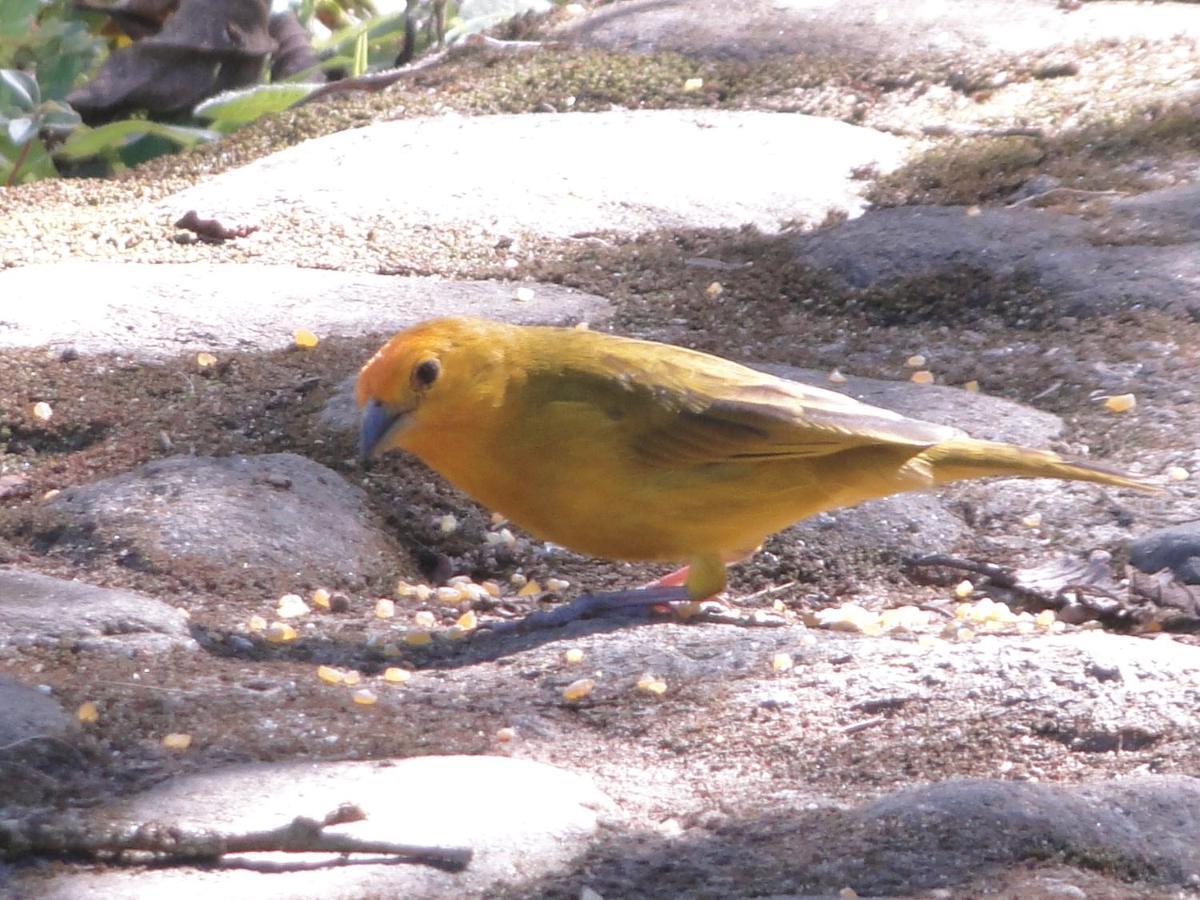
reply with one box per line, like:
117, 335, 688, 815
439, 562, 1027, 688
563, 678, 595, 701
265, 622, 297, 643
276, 593, 309, 618
317, 665, 343, 684
1103, 393, 1136, 413
637, 674, 668, 695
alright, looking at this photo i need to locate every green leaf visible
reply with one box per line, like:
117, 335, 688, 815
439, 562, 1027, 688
352, 30, 368, 78
297, 0, 317, 27
56, 119, 219, 162
0, 131, 56, 184
31, 20, 99, 101
193, 83, 318, 130
314, 11, 407, 53
6, 115, 34, 145
36, 100, 82, 133
0, 68, 38, 110
0, 0, 39, 39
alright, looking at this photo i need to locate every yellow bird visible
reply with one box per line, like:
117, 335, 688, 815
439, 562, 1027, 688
357, 317, 1155, 630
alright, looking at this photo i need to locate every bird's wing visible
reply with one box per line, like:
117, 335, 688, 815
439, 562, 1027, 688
525, 350, 963, 469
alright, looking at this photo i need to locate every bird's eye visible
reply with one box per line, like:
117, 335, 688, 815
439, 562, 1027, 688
412, 358, 441, 390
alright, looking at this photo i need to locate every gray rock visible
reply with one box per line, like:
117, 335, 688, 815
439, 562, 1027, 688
0, 263, 609, 359
790, 203, 1200, 317
1129, 521, 1200, 584
0, 674, 73, 748
837, 776, 1200, 892
31, 453, 400, 591
158, 110, 908, 239
556, 0, 1200, 63
26, 756, 614, 900
0, 568, 194, 653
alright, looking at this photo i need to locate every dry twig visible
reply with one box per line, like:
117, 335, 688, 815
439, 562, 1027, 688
0, 804, 472, 871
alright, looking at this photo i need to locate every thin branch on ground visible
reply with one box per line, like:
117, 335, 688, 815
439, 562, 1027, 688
1007, 187, 1128, 207
300, 35, 558, 106
0, 804, 472, 871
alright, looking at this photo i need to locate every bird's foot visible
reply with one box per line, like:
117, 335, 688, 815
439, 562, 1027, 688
480, 585, 693, 635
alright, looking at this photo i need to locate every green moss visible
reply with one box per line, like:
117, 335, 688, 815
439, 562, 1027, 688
869, 137, 1047, 207
870, 99, 1200, 208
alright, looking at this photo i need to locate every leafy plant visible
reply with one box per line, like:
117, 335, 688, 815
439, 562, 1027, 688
0, 69, 81, 185
0, 0, 103, 100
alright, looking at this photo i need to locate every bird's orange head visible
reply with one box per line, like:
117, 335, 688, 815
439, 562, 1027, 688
355, 317, 515, 460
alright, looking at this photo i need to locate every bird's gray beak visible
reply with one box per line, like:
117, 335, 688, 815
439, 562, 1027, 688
359, 399, 402, 461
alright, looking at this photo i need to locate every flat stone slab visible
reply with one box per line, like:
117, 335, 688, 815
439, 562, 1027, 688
24, 756, 614, 900
823, 775, 1200, 893
158, 110, 908, 239
0, 568, 194, 654
790, 199, 1200, 317
29, 453, 398, 593
0, 263, 609, 359
557, 0, 1200, 62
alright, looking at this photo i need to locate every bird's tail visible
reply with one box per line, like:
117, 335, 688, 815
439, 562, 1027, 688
917, 437, 1161, 492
